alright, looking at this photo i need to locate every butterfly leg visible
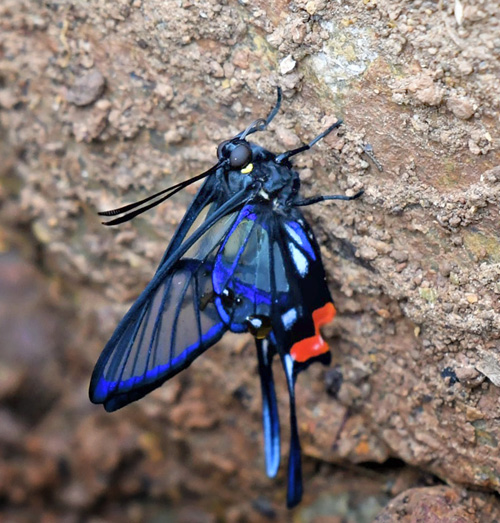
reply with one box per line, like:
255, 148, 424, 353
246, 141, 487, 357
292, 190, 364, 207
282, 354, 303, 508
256, 339, 281, 478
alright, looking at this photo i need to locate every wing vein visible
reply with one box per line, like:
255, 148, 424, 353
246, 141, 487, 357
169, 270, 195, 364
114, 305, 151, 388
193, 266, 204, 348
148, 275, 175, 375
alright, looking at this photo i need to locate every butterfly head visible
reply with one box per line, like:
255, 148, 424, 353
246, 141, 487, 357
217, 139, 253, 173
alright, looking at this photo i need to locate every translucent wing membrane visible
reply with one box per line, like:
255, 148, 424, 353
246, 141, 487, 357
211, 205, 296, 334
90, 210, 240, 411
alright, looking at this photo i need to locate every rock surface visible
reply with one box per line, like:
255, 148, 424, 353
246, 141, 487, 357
374, 486, 500, 523
1, 0, 499, 521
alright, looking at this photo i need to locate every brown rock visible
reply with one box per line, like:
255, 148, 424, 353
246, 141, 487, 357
375, 486, 500, 522
1, 0, 500, 520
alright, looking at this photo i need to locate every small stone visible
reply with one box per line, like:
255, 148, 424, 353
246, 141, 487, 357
290, 22, 307, 44
395, 262, 407, 272
358, 246, 378, 261
223, 62, 235, 78
419, 287, 438, 303
455, 365, 481, 383
154, 82, 174, 101
447, 95, 475, 120
476, 350, 500, 387
466, 294, 478, 304
305, 1, 318, 15
407, 74, 444, 107
232, 49, 250, 69
66, 69, 106, 107
209, 61, 224, 78
391, 250, 409, 262
279, 55, 296, 75
275, 126, 301, 149
468, 139, 481, 155
465, 406, 484, 421
164, 128, 185, 145
440, 262, 452, 276
456, 59, 473, 76
267, 28, 284, 48
281, 72, 301, 90
376, 308, 391, 319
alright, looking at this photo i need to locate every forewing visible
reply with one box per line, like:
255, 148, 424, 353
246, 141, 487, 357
90, 209, 239, 411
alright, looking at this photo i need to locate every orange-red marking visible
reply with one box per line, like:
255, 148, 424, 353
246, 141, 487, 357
290, 302, 336, 363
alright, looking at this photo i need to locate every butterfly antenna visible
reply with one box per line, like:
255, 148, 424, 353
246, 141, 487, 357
236, 87, 282, 139
98, 163, 220, 226
264, 86, 282, 127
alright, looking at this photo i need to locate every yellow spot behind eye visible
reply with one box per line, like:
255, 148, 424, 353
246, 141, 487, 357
240, 163, 253, 174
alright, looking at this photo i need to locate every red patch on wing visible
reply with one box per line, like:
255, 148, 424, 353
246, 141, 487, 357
290, 302, 336, 363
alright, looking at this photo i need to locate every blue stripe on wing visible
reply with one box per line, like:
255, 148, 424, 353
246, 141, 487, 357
212, 204, 258, 296
91, 321, 226, 411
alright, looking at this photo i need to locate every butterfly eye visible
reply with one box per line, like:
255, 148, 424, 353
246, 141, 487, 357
217, 140, 230, 160
230, 143, 252, 169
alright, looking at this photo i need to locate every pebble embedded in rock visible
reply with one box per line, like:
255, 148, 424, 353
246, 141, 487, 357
447, 95, 475, 120
279, 55, 296, 75
66, 70, 106, 107
407, 74, 444, 106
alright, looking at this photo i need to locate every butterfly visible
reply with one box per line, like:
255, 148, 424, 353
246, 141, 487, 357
89, 88, 363, 508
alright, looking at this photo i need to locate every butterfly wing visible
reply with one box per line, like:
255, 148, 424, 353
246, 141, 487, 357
214, 203, 335, 363
274, 210, 335, 369
90, 186, 254, 412
256, 338, 281, 479
207, 204, 335, 508
271, 210, 336, 508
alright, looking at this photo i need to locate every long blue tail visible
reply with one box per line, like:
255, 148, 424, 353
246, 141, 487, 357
282, 354, 303, 508
256, 339, 281, 478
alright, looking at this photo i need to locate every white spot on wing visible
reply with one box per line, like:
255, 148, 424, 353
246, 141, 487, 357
284, 354, 294, 378
258, 189, 270, 200
281, 308, 297, 330
285, 224, 303, 247
261, 339, 269, 359
289, 242, 308, 276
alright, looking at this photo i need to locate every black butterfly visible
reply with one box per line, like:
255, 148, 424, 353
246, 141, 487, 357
90, 88, 363, 508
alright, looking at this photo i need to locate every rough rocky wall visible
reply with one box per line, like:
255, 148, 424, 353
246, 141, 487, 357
1, 0, 499, 521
